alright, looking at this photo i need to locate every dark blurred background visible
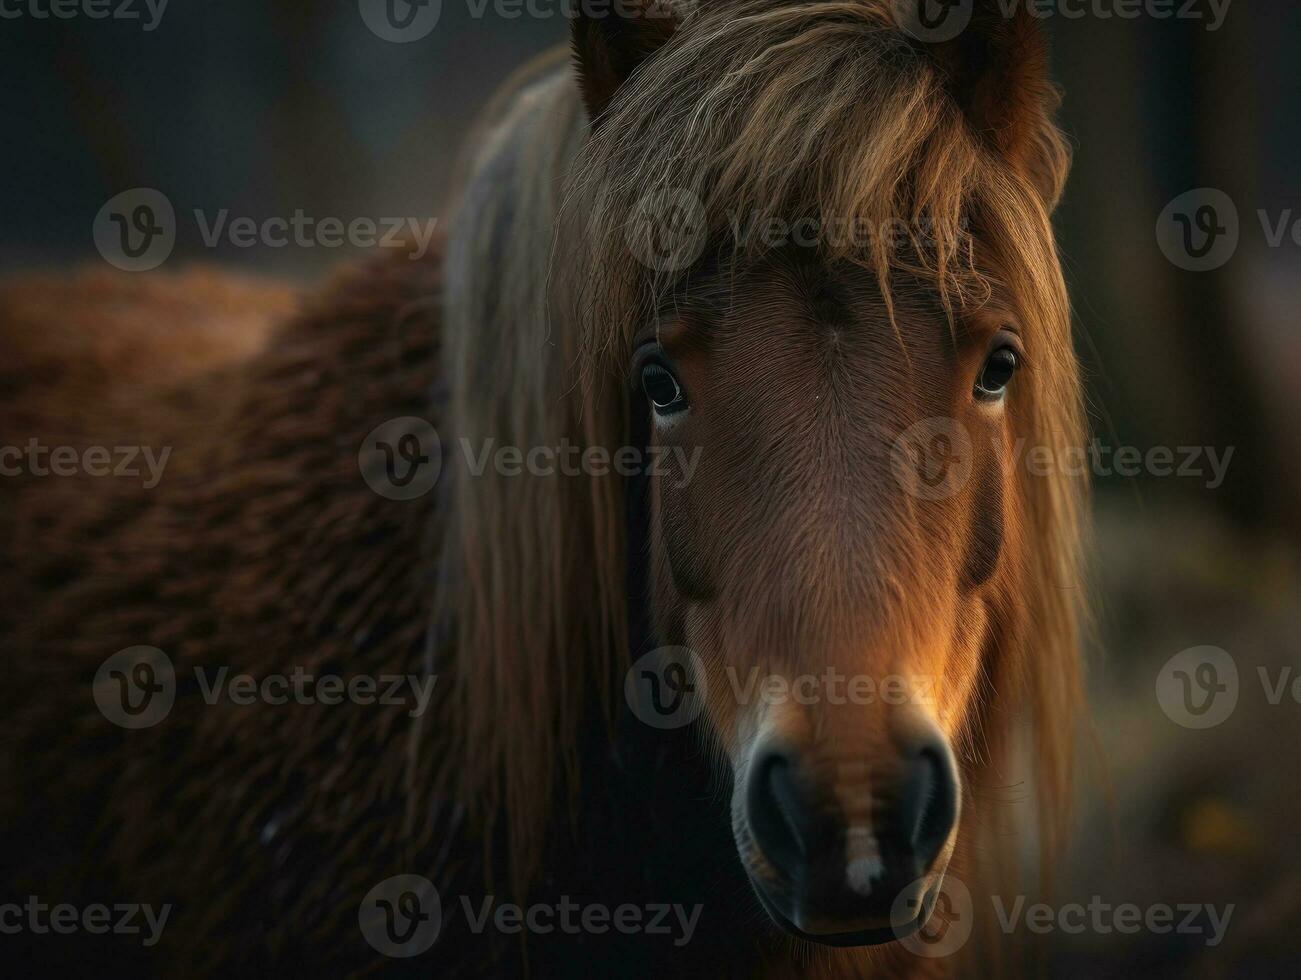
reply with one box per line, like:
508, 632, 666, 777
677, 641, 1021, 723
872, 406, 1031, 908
2, 2, 1299, 976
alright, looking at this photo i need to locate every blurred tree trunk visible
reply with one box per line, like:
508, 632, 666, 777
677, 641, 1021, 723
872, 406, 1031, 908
1054, 10, 1298, 541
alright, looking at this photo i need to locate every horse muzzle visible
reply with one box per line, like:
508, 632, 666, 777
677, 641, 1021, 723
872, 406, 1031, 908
736, 711, 961, 946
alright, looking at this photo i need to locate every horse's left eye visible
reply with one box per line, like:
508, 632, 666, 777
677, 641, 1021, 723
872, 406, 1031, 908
641, 361, 688, 415
975, 347, 1019, 400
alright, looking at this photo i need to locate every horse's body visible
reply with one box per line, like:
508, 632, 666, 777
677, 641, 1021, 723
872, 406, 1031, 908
3, 4, 1086, 977
1, 255, 448, 973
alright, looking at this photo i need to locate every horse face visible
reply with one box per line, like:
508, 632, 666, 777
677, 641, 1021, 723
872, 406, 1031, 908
569, 0, 1075, 949
637, 251, 1027, 944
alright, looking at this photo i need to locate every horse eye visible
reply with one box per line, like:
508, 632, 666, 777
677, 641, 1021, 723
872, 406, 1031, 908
975, 347, 1019, 400
641, 361, 687, 414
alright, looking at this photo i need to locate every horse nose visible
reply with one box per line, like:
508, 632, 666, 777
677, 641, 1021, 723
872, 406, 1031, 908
888, 731, 959, 880
745, 744, 824, 881
744, 727, 959, 935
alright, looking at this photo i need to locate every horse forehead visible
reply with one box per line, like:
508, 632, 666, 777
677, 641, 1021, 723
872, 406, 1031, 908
680, 256, 954, 363
689, 284, 955, 411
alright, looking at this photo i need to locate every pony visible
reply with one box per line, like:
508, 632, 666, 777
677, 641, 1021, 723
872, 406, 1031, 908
0, 1, 1086, 976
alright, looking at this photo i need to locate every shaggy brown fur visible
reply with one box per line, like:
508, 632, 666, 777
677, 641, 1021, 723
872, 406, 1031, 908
2, 253, 450, 975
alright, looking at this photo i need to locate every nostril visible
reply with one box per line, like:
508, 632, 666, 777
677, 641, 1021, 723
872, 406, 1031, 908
903, 741, 958, 873
747, 747, 811, 878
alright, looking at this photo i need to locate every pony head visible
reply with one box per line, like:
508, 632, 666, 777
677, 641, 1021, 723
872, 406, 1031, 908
564, 0, 1085, 945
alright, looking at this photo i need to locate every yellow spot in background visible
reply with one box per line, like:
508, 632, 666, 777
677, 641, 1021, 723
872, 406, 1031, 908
1181, 798, 1255, 857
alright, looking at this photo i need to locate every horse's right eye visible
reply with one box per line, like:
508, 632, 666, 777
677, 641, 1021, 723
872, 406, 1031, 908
975, 347, 1019, 401
641, 361, 688, 415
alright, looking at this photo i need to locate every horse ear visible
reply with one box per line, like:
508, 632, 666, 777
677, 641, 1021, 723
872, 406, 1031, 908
570, 1, 679, 126
921, 2, 1069, 205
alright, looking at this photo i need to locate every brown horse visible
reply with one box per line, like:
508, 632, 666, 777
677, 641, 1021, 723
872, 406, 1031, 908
1, 1, 1086, 976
